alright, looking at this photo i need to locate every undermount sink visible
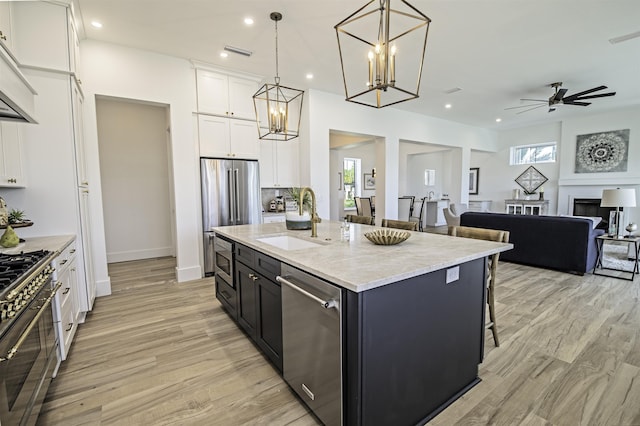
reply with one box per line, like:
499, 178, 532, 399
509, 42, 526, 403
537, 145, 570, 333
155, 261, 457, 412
257, 235, 324, 251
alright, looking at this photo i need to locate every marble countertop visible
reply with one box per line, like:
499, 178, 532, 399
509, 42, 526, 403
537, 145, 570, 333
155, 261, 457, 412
214, 221, 512, 293
0, 235, 76, 256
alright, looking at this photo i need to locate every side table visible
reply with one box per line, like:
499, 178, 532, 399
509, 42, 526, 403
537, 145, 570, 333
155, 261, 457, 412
594, 235, 640, 281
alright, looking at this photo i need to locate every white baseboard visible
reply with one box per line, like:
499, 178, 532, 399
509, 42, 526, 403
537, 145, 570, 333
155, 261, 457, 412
176, 265, 202, 283
106, 247, 173, 263
96, 277, 112, 297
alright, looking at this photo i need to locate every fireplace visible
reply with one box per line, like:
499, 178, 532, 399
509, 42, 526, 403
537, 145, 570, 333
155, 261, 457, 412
572, 198, 618, 230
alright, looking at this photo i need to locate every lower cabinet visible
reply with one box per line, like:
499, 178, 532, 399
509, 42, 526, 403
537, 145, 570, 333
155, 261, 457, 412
234, 245, 283, 372
51, 238, 80, 365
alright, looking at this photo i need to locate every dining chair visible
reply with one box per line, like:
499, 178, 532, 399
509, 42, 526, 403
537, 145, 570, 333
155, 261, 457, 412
346, 214, 375, 225
360, 197, 373, 218
448, 225, 510, 346
409, 197, 427, 231
443, 207, 460, 228
381, 218, 418, 231
354, 197, 363, 216
398, 197, 413, 221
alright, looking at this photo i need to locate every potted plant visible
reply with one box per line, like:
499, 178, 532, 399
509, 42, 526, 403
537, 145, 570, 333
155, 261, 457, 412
285, 187, 312, 230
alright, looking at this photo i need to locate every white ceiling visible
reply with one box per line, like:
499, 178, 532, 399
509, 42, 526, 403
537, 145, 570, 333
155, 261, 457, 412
75, 0, 640, 130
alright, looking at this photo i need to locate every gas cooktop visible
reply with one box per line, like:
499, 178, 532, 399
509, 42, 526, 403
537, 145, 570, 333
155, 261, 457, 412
0, 250, 52, 291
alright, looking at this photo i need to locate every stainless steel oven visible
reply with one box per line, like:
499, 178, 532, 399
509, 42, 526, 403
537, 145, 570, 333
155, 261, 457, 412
0, 254, 58, 426
214, 236, 234, 284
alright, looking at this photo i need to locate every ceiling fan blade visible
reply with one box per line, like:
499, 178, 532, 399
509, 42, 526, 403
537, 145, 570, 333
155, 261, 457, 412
520, 98, 547, 102
551, 88, 568, 102
563, 101, 591, 106
516, 104, 546, 114
563, 85, 607, 100
549, 107, 556, 112
570, 92, 616, 101
504, 103, 546, 110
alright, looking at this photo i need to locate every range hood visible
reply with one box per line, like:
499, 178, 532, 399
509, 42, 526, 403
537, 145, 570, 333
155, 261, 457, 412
0, 45, 37, 123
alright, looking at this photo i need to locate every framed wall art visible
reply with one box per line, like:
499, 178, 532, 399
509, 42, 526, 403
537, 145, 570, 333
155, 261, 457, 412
364, 173, 375, 190
575, 129, 629, 173
469, 168, 479, 195
515, 165, 547, 194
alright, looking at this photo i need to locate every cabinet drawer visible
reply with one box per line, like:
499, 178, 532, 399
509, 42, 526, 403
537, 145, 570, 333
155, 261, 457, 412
57, 278, 74, 309
255, 252, 280, 282
216, 275, 237, 320
60, 301, 77, 353
56, 239, 77, 271
235, 243, 254, 267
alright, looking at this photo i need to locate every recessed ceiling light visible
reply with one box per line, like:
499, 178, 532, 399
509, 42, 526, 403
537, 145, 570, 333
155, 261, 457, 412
445, 104, 452, 109
244, 17, 254, 26
91, 21, 103, 28
220, 52, 228, 58
495, 118, 502, 123
306, 73, 313, 79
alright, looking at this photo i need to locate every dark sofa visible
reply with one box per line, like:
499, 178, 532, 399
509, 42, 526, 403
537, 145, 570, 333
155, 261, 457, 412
460, 212, 605, 274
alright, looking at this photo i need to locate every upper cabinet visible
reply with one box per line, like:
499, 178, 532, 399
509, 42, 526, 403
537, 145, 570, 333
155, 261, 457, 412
11, 1, 78, 75
0, 1, 13, 51
259, 140, 299, 188
198, 115, 259, 160
0, 121, 26, 187
196, 69, 258, 120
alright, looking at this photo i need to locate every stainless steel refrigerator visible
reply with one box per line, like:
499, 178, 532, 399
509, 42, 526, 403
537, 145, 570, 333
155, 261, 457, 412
201, 158, 261, 276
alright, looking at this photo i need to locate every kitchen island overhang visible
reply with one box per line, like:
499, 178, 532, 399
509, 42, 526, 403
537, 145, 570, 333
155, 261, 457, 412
213, 221, 512, 425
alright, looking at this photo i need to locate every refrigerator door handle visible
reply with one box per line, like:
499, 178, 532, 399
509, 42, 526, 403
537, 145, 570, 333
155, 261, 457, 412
226, 168, 234, 225
234, 168, 240, 222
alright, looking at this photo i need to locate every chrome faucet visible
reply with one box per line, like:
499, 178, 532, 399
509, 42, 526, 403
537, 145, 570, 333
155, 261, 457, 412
299, 187, 321, 238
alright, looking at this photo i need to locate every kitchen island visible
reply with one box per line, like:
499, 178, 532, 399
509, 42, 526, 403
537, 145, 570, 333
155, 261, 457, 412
213, 221, 512, 426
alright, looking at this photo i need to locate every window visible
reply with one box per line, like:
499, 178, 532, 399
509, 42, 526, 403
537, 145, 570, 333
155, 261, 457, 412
510, 142, 556, 165
343, 158, 360, 209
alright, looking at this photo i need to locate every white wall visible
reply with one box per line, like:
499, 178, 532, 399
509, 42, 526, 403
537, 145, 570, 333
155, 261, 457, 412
305, 89, 498, 222
471, 121, 563, 213
96, 97, 173, 263
80, 40, 200, 283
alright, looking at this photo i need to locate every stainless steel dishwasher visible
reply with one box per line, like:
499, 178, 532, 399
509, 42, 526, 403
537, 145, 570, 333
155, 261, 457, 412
277, 264, 342, 426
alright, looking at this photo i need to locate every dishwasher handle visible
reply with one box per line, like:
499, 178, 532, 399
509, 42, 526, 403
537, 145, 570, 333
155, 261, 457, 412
276, 275, 338, 310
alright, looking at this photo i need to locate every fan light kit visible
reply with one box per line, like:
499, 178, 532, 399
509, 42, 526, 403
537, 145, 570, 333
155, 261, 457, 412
506, 82, 616, 114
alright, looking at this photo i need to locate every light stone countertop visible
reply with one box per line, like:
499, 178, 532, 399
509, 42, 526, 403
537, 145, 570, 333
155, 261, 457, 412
0, 234, 76, 256
214, 221, 513, 293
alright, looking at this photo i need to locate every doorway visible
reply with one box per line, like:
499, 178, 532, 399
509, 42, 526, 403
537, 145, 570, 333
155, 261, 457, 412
95, 97, 175, 263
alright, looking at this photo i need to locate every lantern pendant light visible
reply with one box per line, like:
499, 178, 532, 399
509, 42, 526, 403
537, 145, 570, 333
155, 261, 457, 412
253, 12, 304, 141
335, 0, 431, 108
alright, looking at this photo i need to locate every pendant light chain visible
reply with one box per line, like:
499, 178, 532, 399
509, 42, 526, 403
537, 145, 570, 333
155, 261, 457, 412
274, 15, 280, 85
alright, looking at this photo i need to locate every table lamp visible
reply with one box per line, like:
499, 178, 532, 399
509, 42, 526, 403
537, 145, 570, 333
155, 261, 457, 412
601, 188, 636, 238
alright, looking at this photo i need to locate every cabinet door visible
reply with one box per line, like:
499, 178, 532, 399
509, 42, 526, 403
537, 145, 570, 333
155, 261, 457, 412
236, 262, 257, 337
68, 12, 80, 76
11, 1, 70, 71
0, 122, 26, 187
256, 277, 282, 372
71, 80, 88, 186
198, 115, 230, 157
0, 1, 13, 50
228, 76, 258, 120
196, 70, 229, 116
78, 187, 96, 312
229, 119, 258, 160
274, 140, 299, 187
259, 139, 276, 187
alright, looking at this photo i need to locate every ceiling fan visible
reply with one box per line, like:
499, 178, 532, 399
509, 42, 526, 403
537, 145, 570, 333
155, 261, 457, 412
505, 82, 616, 114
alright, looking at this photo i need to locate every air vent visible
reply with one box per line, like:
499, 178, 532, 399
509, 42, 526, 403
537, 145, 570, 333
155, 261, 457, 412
224, 45, 252, 57
444, 87, 462, 94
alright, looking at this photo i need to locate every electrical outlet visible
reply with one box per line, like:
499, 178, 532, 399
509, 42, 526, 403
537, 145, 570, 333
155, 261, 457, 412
446, 266, 459, 284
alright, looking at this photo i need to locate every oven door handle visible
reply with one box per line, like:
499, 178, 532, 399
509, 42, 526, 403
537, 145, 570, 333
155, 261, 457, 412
0, 282, 62, 362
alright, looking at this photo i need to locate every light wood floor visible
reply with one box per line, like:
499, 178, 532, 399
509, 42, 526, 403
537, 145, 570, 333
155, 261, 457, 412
37, 256, 640, 425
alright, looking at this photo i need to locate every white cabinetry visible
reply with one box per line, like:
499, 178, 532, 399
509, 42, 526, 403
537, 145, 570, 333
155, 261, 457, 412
262, 213, 286, 223
11, 1, 76, 73
259, 140, 299, 187
425, 200, 449, 227
52, 238, 80, 363
196, 69, 257, 120
0, 1, 13, 51
0, 122, 25, 187
198, 115, 258, 159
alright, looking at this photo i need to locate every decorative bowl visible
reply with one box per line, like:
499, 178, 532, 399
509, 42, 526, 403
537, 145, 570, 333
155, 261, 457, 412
285, 212, 312, 230
364, 229, 411, 245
